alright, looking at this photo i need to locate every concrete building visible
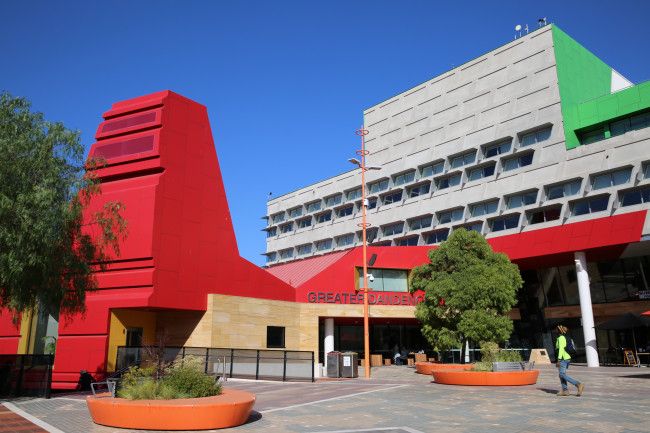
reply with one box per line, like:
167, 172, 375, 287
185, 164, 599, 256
265, 24, 650, 366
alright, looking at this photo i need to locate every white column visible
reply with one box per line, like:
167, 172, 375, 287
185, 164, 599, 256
324, 318, 334, 367
574, 251, 599, 367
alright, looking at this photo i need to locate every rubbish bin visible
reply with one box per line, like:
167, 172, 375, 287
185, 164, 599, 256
341, 352, 358, 378
326, 351, 342, 378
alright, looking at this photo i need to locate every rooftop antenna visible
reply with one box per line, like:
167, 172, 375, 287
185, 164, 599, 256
525, 24, 529, 34
538, 17, 547, 27
515, 24, 522, 39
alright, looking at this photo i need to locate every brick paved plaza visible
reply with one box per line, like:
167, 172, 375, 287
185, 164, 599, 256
2, 365, 649, 433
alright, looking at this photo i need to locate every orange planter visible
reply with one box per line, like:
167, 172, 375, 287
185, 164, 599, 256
86, 388, 255, 430
432, 370, 539, 386
415, 362, 474, 375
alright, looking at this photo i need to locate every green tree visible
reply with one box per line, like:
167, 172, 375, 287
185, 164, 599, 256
410, 228, 523, 360
0, 92, 126, 316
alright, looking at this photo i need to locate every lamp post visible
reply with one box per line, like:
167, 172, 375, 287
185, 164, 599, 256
349, 127, 381, 379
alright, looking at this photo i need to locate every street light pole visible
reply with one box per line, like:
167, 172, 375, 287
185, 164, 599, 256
354, 127, 371, 379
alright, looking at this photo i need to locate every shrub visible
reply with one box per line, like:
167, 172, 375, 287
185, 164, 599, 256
116, 357, 221, 400
471, 342, 524, 371
471, 361, 493, 372
496, 349, 522, 362
479, 342, 500, 363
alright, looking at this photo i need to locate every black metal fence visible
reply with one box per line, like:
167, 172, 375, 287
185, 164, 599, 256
116, 346, 315, 382
0, 355, 53, 398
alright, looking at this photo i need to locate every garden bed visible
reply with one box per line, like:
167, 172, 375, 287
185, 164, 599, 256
432, 370, 539, 386
86, 388, 255, 430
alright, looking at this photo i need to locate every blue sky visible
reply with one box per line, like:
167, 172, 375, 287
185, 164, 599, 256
2, 0, 649, 265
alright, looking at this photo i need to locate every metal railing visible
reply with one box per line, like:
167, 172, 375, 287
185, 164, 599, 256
116, 346, 315, 382
0, 354, 53, 398
440, 348, 532, 363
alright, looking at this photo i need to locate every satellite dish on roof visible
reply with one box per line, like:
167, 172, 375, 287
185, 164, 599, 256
515, 24, 522, 31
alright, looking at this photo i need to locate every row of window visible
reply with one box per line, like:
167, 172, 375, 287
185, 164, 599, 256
580, 110, 650, 145
267, 125, 553, 226
267, 163, 648, 239
266, 182, 650, 263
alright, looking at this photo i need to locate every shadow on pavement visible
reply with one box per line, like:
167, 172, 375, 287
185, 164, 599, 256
244, 410, 263, 425
537, 387, 559, 395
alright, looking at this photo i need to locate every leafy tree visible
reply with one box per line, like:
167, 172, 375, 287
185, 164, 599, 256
0, 92, 126, 316
410, 228, 523, 360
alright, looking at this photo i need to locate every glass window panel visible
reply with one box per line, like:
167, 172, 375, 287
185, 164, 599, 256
316, 211, 331, 223
306, 201, 321, 213
520, 153, 533, 167
507, 195, 523, 209
468, 167, 482, 181
486, 201, 498, 214
523, 191, 537, 205
503, 157, 518, 171
644, 164, 650, 179
566, 180, 581, 196
559, 265, 580, 305
316, 239, 332, 251
630, 112, 650, 130
610, 118, 629, 137
589, 195, 609, 212
612, 168, 631, 186
621, 190, 642, 206
539, 268, 564, 306
573, 200, 590, 216
536, 127, 552, 142
484, 164, 495, 177
581, 128, 605, 144
592, 173, 611, 190
599, 261, 630, 302
451, 208, 464, 221
382, 269, 409, 292
449, 173, 461, 186
547, 185, 564, 200
545, 207, 561, 221
521, 132, 536, 146
266, 252, 276, 262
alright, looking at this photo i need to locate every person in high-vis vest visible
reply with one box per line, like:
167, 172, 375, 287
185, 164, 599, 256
555, 325, 585, 396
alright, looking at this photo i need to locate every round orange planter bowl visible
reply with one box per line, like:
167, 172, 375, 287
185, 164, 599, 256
432, 369, 539, 386
415, 362, 473, 375
86, 388, 256, 430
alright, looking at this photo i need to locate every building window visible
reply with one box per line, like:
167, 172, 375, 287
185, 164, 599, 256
382, 222, 404, 236
265, 252, 277, 263
546, 179, 581, 200
346, 187, 362, 201
396, 236, 418, 246
520, 126, 552, 146
502, 152, 533, 171
467, 163, 496, 181
409, 215, 433, 231
491, 214, 520, 232
579, 127, 606, 145
288, 207, 302, 218
506, 190, 537, 209
591, 167, 632, 190
315, 239, 333, 251
367, 198, 377, 209
610, 111, 650, 137
336, 233, 355, 247
266, 227, 277, 237
436, 173, 462, 190
368, 179, 389, 194
267, 326, 285, 348
357, 268, 408, 292
528, 206, 562, 224
420, 161, 444, 177
279, 248, 293, 259
306, 201, 321, 213
336, 205, 354, 218
297, 244, 312, 256
271, 212, 285, 224
620, 186, 650, 207
359, 227, 379, 243
316, 211, 332, 223
297, 217, 312, 228
279, 222, 293, 234
393, 170, 416, 186
425, 229, 449, 244
470, 200, 499, 217
449, 150, 476, 169
381, 190, 403, 205
437, 208, 463, 224
571, 195, 609, 216
407, 182, 430, 198
325, 194, 342, 207
644, 163, 650, 179
484, 140, 511, 157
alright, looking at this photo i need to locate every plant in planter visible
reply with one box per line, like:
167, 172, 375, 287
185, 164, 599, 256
87, 356, 255, 430
410, 228, 523, 362
471, 341, 523, 372
117, 357, 222, 400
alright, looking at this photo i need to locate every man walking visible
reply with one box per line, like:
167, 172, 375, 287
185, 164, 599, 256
555, 325, 585, 396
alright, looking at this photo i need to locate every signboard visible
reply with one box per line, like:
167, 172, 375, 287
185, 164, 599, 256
343, 356, 351, 367
638, 290, 650, 300
306, 291, 424, 306
623, 349, 638, 366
